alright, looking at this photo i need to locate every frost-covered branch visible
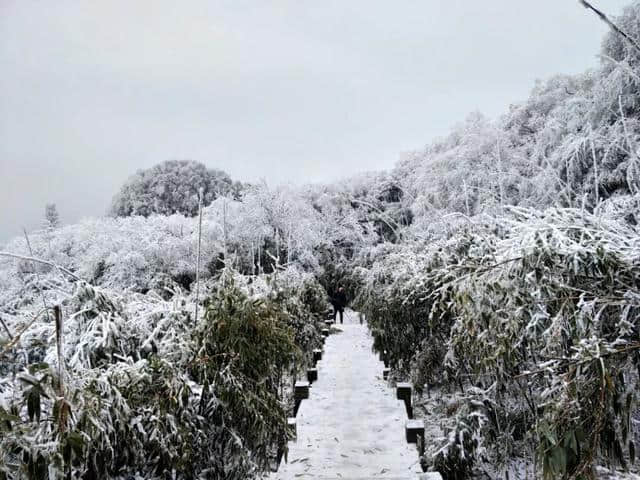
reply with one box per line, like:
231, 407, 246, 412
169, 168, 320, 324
0, 251, 83, 282
580, 0, 640, 55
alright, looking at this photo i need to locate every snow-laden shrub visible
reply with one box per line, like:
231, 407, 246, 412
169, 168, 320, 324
192, 282, 302, 473
0, 264, 325, 479
359, 206, 640, 478
425, 393, 488, 480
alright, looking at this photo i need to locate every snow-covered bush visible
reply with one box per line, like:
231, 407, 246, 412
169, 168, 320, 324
358, 206, 639, 478
191, 281, 303, 475
0, 262, 327, 479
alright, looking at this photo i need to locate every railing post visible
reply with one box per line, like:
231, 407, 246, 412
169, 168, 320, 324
294, 381, 310, 416
396, 382, 413, 418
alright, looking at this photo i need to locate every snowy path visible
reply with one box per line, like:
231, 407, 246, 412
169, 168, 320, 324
271, 310, 423, 479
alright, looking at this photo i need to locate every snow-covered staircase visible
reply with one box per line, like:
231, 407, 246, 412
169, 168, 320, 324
270, 311, 442, 480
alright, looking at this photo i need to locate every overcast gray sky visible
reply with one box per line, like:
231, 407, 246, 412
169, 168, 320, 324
0, 0, 631, 242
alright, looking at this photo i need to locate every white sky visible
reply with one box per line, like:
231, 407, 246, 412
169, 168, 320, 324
0, 0, 632, 241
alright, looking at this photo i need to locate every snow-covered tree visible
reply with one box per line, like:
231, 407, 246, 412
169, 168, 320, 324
43, 203, 60, 230
110, 160, 237, 217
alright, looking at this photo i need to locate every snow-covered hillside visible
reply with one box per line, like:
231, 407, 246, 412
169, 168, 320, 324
2, 3, 640, 479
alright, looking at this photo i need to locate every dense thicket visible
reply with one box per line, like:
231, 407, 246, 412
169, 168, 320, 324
358, 206, 640, 478
0, 270, 328, 479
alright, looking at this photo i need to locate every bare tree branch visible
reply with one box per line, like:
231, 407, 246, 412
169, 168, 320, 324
0, 315, 13, 339
580, 0, 640, 56
0, 252, 83, 282
23, 228, 51, 322
0, 308, 50, 357
194, 188, 204, 322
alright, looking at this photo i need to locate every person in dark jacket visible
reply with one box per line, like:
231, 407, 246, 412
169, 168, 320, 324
331, 286, 347, 324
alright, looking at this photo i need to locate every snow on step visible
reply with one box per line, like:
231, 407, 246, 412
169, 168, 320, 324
271, 310, 422, 479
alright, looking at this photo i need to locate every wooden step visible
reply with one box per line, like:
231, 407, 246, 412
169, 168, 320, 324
293, 381, 310, 416
416, 473, 443, 480
287, 417, 297, 439
294, 381, 310, 400
396, 382, 413, 418
405, 419, 424, 444
313, 349, 323, 362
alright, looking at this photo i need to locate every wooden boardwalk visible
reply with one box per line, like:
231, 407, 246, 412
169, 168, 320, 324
270, 311, 428, 480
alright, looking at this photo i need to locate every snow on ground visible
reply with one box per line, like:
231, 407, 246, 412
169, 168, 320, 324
271, 310, 423, 479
